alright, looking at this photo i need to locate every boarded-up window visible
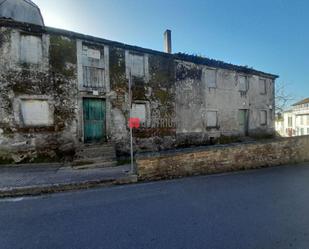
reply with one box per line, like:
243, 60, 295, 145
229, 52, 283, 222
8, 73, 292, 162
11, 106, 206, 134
260, 110, 267, 125
83, 66, 105, 88
130, 53, 145, 77
259, 78, 267, 94
206, 111, 218, 127
85, 48, 101, 60
239, 75, 248, 92
20, 35, 42, 64
132, 103, 146, 124
205, 69, 216, 88
21, 100, 53, 126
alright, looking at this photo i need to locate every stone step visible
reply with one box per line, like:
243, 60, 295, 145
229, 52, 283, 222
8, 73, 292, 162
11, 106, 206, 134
75, 150, 116, 159
75, 143, 116, 159
72, 160, 117, 170
73, 143, 117, 169
78, 143, 115, 150
73, 155, 116, 164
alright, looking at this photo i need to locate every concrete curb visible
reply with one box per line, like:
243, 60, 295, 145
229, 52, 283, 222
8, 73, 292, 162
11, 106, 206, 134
0, 175, 138, 198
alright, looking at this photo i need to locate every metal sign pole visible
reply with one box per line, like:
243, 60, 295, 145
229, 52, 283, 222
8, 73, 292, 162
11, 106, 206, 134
128, 71, 134, 174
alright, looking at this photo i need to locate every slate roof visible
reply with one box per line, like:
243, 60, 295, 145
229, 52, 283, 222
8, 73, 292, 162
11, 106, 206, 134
0, 0, 44, 26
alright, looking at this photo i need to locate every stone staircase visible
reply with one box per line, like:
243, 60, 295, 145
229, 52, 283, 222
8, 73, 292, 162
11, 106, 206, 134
72, 143, 117, 169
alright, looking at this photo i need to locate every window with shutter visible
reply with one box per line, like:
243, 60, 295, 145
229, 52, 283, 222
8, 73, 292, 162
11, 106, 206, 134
239, 75, 248, 92
130, 54, 145, 77
82, 44, 105, 89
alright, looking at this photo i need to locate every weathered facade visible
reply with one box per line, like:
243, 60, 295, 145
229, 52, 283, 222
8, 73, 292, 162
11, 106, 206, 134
0, 19, 278, 164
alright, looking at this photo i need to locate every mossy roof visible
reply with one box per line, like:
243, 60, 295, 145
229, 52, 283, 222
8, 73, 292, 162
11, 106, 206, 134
0, 19, 278, 79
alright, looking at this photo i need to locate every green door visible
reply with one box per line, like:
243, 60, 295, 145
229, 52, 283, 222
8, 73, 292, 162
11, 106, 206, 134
238, 109, 248, 136
83, 98, 106, 143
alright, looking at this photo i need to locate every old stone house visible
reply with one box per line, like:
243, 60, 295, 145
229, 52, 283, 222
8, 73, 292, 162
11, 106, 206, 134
0, 0, 278, 164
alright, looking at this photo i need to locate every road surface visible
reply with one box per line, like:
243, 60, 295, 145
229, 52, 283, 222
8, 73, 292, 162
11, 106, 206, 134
1, 163, 309, 249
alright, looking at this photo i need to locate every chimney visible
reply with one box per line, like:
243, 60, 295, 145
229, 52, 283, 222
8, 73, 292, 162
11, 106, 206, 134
164, 29, 172, 53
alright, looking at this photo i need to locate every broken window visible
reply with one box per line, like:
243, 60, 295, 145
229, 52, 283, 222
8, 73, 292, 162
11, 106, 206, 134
131, 103, 147, 126
238, 75, 248, 92
205, 68, 216, 88
21, 99, 53, 126
129, 53, 145, 77
82, 44, 105, 89
206, 111, 218, 128
260, 110, 267, 125
20, 34, 42, 64
259, 78, 267, 94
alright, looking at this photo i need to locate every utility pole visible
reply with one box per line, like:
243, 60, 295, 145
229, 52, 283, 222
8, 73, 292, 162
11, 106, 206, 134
128, 71, 134, 174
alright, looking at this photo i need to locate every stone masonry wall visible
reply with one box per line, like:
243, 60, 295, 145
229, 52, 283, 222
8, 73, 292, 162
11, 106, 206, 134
136, 135, 309, 180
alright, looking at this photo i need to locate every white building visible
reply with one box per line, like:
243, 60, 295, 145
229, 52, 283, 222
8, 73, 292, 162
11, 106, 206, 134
276, 98, 309, 137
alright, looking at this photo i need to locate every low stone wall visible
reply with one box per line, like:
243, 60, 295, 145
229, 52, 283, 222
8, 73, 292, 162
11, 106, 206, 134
136, 136, 309, 180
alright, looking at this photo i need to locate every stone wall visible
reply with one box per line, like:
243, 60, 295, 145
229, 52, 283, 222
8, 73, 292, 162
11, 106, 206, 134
0, 24, 78, 164
136, 136, 309, 180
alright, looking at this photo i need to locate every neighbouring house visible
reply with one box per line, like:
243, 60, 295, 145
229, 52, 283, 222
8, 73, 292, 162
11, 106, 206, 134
276, 98, 309, 137
0, 0, 278, 164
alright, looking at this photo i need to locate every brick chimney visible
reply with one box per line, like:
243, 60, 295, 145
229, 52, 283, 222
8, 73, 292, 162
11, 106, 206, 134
164, 29, 172, 54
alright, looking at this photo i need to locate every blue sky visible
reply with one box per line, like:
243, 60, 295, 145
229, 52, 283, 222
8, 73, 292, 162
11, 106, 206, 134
33, 0, 308, 103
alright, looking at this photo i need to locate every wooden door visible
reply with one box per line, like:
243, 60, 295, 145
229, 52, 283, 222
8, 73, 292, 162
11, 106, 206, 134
83, 98, 106, 143
238, 109, 248, 136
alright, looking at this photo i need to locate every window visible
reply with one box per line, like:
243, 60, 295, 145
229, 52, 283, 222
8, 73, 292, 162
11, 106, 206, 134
300, 115, 304, 125
205, 68, 216, 88
288, 117, 293, 127
129, 53, 145, 77
206, 111, 218, 128
82, 44, 105, 89
307, 128, 309, 135
238, 75, 248, 92
20, 34, 42, 64
259, 78, 267, 94
260, 110, 267, 125
85, 48, 101, 60
83, 66, 105, 88
307, 115, 309, 126
300, 128, 304, 136
132, 103, 146, 125
21, 99, 53, 126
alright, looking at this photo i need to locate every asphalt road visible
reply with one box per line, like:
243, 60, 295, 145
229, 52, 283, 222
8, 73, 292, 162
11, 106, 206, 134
1, 164, 309, 249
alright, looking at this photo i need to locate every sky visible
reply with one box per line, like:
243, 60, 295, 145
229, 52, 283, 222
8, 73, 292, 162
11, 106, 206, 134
33, 0, 309, 104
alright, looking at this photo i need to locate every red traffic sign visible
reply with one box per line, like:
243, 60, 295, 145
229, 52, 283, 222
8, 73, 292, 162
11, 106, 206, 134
129, 118, 140, 128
